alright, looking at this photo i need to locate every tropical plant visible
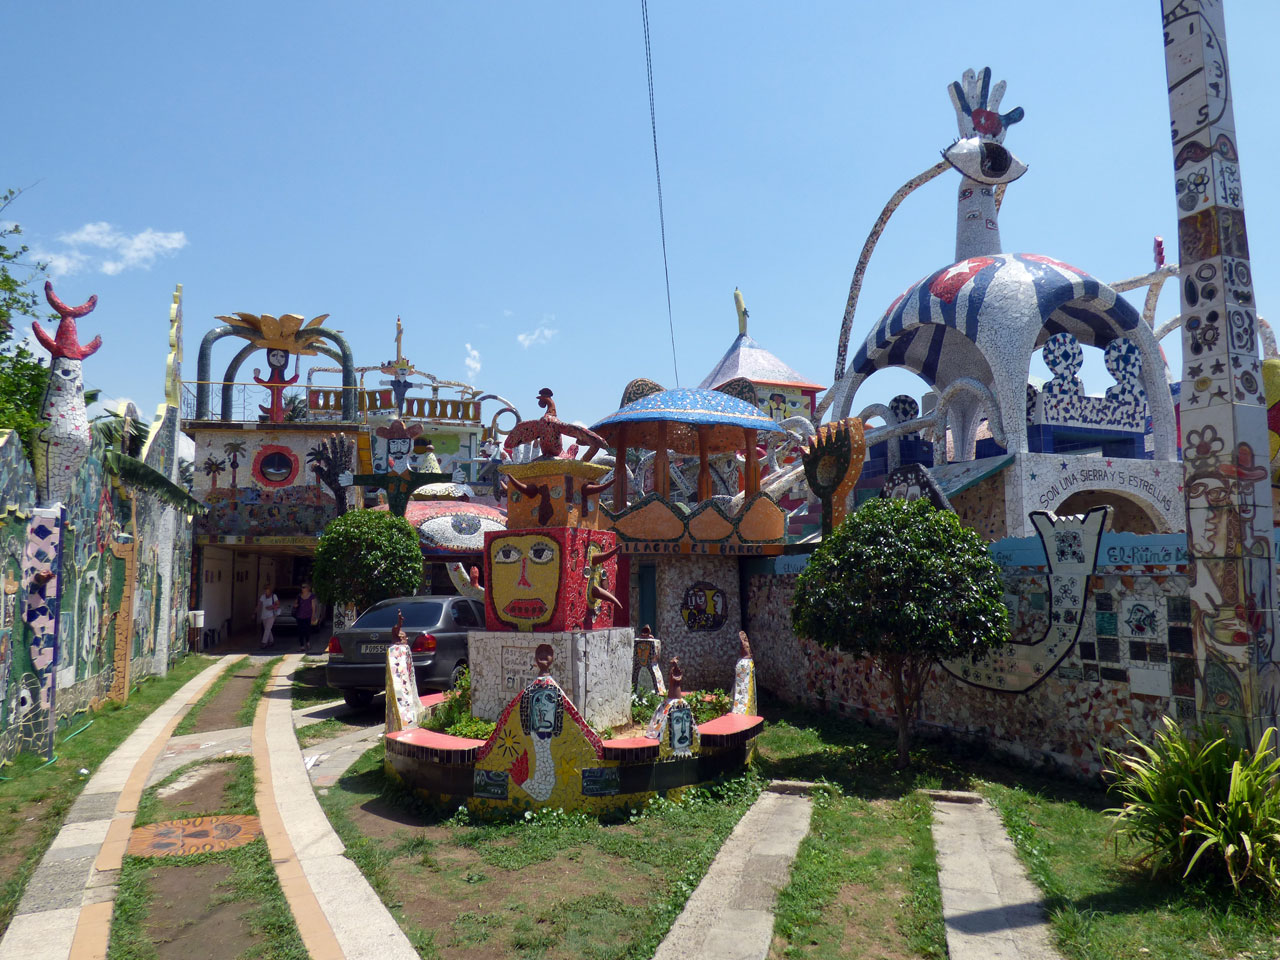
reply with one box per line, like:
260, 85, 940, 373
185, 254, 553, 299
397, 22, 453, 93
791, 496, 1008, 767
1103, 719, 1280, 895
282, 390, 307, 422
92, 416, 207, 515
201, 455, 226, 489
0, 188, 52, 465
311, 509, 422, 614
222, 440, 246, 488
307, 434, 353, 513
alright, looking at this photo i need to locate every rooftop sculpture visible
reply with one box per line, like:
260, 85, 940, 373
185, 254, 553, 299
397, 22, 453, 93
33, 282, 103, 505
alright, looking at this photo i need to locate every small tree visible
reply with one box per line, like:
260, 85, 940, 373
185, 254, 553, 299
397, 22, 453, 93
791, 496, 1009, 767
0, 188, 51, 463
312, 509, 423, 616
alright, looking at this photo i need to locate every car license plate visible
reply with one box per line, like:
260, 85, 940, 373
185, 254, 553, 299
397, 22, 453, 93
361, 643, 390, 655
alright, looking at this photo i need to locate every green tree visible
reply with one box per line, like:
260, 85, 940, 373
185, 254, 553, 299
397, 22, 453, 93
0, 189, 51, 462
311, 509, 422, 615
791, 496, 1009, 767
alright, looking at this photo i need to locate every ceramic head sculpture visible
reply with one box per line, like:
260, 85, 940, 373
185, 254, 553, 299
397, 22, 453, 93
32, 282, 103, 505
944, 67, 1026, 260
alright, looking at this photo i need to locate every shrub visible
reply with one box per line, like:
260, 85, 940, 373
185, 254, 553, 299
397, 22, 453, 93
791, 496, 1008, 767
1103, 718, 1280, 895
312, 509, 422, 614
423, 668, 496, 740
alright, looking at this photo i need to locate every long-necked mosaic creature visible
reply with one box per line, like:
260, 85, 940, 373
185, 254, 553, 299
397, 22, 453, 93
32, 282, 102, 506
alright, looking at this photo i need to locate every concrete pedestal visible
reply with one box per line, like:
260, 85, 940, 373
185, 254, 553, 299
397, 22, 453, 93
467, 627, 634, 729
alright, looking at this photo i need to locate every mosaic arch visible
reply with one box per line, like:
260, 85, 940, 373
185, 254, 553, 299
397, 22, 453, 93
831, 253, 1177, 461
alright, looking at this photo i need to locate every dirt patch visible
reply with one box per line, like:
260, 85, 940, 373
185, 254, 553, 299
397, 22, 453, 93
144, 860, 257, 960
768, 878, 915, 960
0, 811, 46, 881
153, 763, 236, 820
191, 664, 263, 734
347, 796, 436, 844
397, 845, 651, 959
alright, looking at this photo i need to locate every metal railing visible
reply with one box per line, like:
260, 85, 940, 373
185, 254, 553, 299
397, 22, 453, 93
181, 381, 483, 425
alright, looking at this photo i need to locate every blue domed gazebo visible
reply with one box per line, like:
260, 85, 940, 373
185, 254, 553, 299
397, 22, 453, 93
592, 386, 785, 506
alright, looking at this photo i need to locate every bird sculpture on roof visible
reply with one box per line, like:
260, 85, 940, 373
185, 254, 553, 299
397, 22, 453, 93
503, 388, 607, 461
32, 282, 103, 505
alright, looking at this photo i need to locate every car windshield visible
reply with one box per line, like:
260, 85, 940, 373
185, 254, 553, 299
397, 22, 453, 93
354, 602, 443, 630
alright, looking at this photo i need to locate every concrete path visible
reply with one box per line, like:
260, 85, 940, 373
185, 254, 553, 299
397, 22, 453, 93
927, 790, 1064, 960
0, 655, 233, 960
146, 725, 252, 785
652, 780, 815, 960
255, 656, 418, 960
304, 723, 385, 788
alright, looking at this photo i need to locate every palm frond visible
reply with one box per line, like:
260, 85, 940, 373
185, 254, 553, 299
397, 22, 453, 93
103, 450, 208, 515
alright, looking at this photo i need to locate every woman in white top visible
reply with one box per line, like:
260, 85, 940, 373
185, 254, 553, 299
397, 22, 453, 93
258, 582, 279, 648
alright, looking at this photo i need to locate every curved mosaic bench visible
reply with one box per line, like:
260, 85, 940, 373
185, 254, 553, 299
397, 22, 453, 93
384, 691, 762, 816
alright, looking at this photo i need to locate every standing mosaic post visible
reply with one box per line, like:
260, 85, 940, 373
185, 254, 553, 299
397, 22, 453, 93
1162, 1, 1278, 741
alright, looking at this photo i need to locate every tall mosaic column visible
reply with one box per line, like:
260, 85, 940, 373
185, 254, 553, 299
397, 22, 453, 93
1162, 0, 1279, 742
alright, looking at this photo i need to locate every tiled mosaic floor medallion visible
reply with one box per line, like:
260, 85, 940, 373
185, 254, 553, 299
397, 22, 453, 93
126, 815, 262, 857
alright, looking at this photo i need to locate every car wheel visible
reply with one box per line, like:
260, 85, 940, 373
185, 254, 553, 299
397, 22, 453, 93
343, 689, 375, 710
449, 661, 468, 689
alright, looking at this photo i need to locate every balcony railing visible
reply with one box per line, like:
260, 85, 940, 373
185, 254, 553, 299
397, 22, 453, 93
181, 381, 483, 426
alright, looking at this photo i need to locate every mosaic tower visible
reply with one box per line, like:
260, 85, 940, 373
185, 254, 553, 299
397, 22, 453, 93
1162, 0, 1278, 740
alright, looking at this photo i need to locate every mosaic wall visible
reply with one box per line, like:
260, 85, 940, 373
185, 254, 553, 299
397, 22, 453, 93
0, 422, 192, 762
948, 471, 1008, 541
653, 555, 742, 691
746, 531, 1196, 777
0, 287, 193, 762
191, 427, 355, 540
468, 628, 633, 729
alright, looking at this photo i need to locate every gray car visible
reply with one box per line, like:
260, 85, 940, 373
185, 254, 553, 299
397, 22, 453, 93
325, 595, 483, 709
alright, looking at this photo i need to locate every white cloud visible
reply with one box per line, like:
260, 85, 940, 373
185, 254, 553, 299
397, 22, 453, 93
29, 248, 89, 279
464, 343, 481, 379
502, 309, 513, 318
517, 325, 558, 348
33, 221, 188, 277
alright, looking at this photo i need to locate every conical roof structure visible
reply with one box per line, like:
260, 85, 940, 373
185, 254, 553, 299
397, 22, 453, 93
696, 289, 823, 391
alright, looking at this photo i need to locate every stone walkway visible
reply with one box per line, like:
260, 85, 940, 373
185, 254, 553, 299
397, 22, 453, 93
0, 656, 232, 960
652, 780, 815, 960
0, 655, 1075, 960
927, 790, 1064, 960
255, 657, 418, 960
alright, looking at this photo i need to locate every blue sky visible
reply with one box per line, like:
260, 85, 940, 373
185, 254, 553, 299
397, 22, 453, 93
7, 2, 1280, 433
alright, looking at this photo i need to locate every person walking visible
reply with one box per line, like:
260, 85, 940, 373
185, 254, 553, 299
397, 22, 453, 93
296, 583, 317, 652
258, 582, 279, 648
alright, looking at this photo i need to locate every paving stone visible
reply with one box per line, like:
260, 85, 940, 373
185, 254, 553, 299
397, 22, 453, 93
63, 792, 120, 825
14, 855, 96, 914
653, 785, 812, 960
930, 798, 1064, 960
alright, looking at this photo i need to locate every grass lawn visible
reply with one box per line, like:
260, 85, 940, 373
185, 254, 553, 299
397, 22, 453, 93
108, 754, 307, 960
173, 656, 246, 737
0, 654, 215, 936
755, 711, 949, 959
290, 662, 343, 707
984, 780, 1280, 960
234, 656, 282, 728
319, 742, 765, 960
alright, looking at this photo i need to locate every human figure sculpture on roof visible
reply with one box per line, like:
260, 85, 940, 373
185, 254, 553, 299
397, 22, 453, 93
338, 418, 450, 517
253, 347, 298, 423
